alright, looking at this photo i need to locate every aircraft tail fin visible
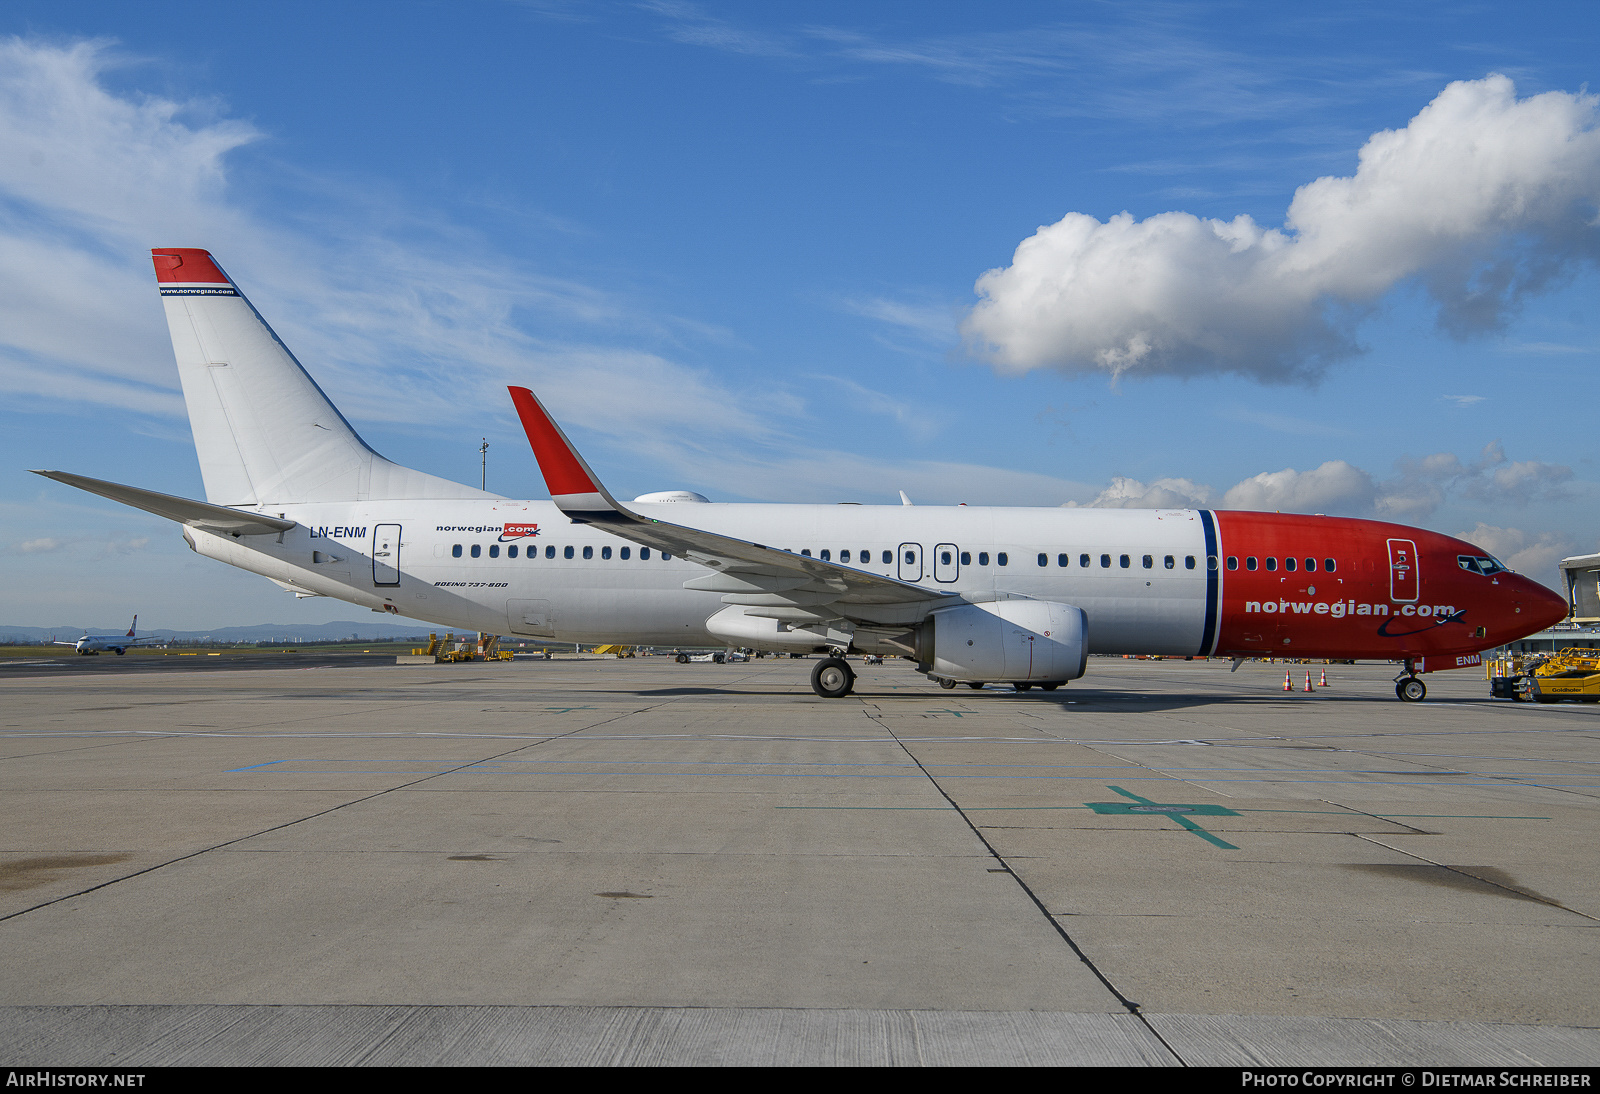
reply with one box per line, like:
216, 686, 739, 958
152, 248, 491, 506
127, 616, 136, 638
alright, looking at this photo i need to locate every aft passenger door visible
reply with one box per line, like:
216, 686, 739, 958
934, 543, 959, 583
897, 543, 923, 582
373, 524, 401, 586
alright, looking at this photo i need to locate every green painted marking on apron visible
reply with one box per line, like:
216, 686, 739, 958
1082, 786, 1240, 849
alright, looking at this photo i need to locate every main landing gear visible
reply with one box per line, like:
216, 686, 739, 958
1395, 664, 1427, 703
811, 657, 855, 699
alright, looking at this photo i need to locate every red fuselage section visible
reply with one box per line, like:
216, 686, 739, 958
1211, 512, 1566, 667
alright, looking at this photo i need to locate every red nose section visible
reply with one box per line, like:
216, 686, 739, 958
1525, 579, 1571, 633
151, 248, 231, 285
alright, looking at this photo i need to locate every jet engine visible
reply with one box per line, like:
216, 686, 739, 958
925, 599, 1088, 685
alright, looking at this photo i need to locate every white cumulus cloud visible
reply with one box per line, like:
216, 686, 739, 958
1064, 476, 1216, 509
963, 75, 1600, 382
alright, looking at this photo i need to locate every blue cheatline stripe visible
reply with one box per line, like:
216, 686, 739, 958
1198, 510, 1220, 656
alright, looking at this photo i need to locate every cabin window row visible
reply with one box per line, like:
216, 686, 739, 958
451, 543, 672, 560
1036, 553, 1201, 570
1225, 556, 1337, 573
797, 549, 978, 564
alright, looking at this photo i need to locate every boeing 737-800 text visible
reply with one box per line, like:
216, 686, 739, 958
33, 249, 1568, 699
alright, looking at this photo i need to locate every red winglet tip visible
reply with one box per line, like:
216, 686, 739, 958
151, 248, 230, 285
507, 386, 600, 497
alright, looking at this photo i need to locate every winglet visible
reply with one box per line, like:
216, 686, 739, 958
507, 387, 632, 525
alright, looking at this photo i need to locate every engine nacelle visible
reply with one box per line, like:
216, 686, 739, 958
928, 599, 1088, 683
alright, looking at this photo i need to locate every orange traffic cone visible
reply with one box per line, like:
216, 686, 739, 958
1284, 670, 1292, 691
1319, 669, 1329, 687
1304, 672, 1313, 692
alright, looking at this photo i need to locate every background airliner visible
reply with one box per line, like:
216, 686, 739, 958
54, 615, 153, 655
33, 249, 1568, 699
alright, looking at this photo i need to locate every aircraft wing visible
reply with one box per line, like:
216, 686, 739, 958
29, 471, 297, 537
507, 387, 951, 614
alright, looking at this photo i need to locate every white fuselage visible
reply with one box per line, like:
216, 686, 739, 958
187, 499, 1216, 653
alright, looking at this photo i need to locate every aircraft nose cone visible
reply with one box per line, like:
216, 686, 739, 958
1527, 580, 1570, 632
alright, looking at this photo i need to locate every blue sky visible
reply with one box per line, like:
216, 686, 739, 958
2, 1, 1597, 629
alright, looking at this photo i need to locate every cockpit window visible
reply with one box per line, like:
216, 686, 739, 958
1458, 554, 1509, 576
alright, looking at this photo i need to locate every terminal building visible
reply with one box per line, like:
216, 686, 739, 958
1560, 551, 1600, 625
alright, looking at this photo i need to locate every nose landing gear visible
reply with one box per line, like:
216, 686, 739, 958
1395, 663, 1427, 702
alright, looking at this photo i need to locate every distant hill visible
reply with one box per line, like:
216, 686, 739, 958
0, 621, 444, 644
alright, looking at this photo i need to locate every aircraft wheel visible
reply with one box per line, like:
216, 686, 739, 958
966, 682, 985, 690
811, 657, 855, 699
1039, 682, 1061, 691
938, 678, 957, 689
1396, 677, 1426, 702
1014, 682, 1033, 692
676, 653, 689, 664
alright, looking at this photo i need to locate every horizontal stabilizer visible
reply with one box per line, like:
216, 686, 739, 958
30, 470, 297, 537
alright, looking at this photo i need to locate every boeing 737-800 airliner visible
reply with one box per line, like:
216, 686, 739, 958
33, 249, 1568, 699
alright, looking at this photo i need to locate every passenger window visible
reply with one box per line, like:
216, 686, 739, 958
662, 552, 671, 560
802, 549, 812, 557
620, 547, 630, 560
489, 545, 499, 558
641, 548, 651, 560
960, 551, 971, 565
904, 551, 915, 564
471, 544, 482, 558
582, 546, 593, 560
861, 548, 870, 563
1246, 557, 1258, 571
1266, 557, 1278, 571
452, 544, 462, 558
1324, 559, 1336, 573
840, 550, 851, 563
601, 546, 611, 559
564, 546, 574, 559
508, 546, 518, 558
1058, 553, 1069, 567
978, 552, 989, 565
1305, 558, 1316, 572
943, 551, 953, 565
882, 550, 892, 564
1079, 553, 1090, 567
1285, 557, 1296, 571
545, 545, 555, 559
1165, 555, 1175, 569
1100, 554, 1111, 568
821, 550, 831, 561
1037, 553, 1048, 567
1207, 555, 1217, 570
1142, 555, 1153, 569
1226, 556, 1237, 570
997, 553, 1008, 566
1120, 554, 1130, 568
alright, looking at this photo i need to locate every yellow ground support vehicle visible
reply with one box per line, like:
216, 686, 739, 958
1523, 648, 1600, 703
